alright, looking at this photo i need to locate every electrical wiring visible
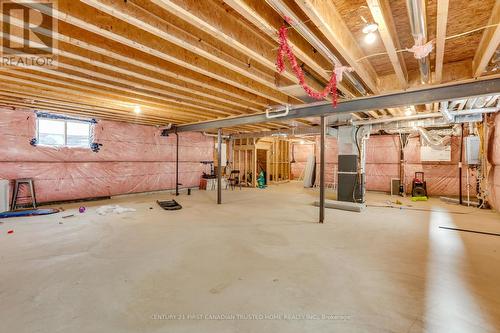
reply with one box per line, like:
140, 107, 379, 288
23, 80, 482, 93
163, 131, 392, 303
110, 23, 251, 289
355, 23, 500, 62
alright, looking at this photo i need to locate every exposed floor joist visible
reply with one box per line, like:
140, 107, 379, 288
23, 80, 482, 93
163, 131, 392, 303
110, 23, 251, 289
434, 0, 450, 83
0, 0, 497, 131
473, 0, 500, 77
293, 0, 380, 93
367, 0, 407, 89
23, 0, 297, 105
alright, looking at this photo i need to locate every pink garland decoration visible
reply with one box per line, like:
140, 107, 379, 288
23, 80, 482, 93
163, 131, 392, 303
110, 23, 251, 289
276, 18, 338, 107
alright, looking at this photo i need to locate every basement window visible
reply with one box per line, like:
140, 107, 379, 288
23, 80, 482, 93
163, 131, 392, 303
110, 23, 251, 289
36, 114, 93, 148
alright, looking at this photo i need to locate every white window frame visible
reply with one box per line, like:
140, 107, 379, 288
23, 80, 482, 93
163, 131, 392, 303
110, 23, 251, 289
36, 117, 93, 148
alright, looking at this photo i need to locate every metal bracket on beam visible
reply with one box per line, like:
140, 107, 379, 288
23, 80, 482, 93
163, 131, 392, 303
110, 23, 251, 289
161, 126, 177, 136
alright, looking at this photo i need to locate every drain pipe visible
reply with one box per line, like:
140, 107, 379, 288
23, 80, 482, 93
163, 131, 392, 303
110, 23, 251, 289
265, 0, 368, 95
406, 0, 431, 84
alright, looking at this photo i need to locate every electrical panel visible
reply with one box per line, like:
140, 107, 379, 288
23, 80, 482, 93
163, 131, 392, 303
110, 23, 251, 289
465, 136, 481, 165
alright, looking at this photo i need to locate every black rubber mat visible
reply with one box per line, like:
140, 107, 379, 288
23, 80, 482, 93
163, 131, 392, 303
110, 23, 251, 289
156, 200, 182, 210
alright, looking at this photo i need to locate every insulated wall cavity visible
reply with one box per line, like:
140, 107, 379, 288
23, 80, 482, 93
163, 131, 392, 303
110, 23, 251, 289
291, 134, 475, 196
0, 108, 213, 204
488, 114, 500, 211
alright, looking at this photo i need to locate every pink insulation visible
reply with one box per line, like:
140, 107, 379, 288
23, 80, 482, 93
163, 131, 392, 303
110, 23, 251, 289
293, 134, 476, 197
0, 108, 213, 203
291, 143, 314, 179
488, 114, 500, 211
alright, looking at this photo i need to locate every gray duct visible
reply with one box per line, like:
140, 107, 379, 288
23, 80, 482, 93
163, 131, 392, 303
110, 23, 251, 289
406, 0, 431, 84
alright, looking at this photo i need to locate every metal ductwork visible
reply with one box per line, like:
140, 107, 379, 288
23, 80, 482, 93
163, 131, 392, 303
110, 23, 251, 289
440, 101, 454, 122
416, 127, 451, 149
406, 0, 431, 84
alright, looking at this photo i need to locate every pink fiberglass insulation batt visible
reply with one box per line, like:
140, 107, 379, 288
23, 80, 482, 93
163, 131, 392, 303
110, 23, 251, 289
0, 108, 213, 203
292, 134, 477, 197
488, 114, 500, 211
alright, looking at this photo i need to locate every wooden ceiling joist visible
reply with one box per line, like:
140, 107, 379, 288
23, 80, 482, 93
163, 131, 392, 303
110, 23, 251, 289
223, 0, 358, 99
81, 0, 305, 104
3, 13, 271, 113
0, 98, 170, 126
0, 76, 205, 123
0, 0, 496, 131
80, 0, 288, 87
151, 0, 275, 71
473, 0, 500, 77
48, 61, 244, 115
147, 0, 326, 93
0, 92, 181, 125
434, 0, 450, 83
0, 91, 175, 123
366, 0, 408, 88
27, 0, 297, 105
4, 69, 230, 119
293, 0, 380, 94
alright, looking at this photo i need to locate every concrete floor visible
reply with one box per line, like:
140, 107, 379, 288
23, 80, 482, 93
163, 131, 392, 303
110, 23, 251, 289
1, 182, 500, 333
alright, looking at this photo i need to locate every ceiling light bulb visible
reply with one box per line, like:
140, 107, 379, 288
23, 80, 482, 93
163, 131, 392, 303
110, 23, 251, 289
134, 105, 142, 114
365, 32, 377, 44
362, 23, 378, 34
405, 108, 413, 116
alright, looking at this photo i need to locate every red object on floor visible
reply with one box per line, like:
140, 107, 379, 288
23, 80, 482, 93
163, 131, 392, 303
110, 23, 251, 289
7, 230, 14, 234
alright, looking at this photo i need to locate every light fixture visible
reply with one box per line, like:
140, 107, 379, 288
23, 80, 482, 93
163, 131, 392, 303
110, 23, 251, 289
364, 32, 377, 44
361, 21, 378, 45
299, 139, 305, 145
134, 105, 142, 114
405, 107, 413, 116
362, 23, 378, 34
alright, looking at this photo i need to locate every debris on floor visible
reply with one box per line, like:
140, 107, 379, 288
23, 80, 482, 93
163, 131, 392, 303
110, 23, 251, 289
439, 226, 500, 237
79, 207, 86, 213
62, 214, 75, 219
0, 208, 60, 219
96, 205, 136, 216
313, 200, 365, 212
7, 230, 14, 234
157, 200, 182, 211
